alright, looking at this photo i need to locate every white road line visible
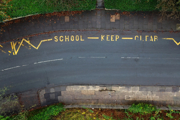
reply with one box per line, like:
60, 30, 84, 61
34, 58, 63, 64
22, 65, 27, 67
2, 66, 20, 71
121, 57, 139, 59
121, 57, 180, 59
79, 57, 106, 59
90, 57, 106, 58
143, 58, 180, 59
131, 57, 139, 59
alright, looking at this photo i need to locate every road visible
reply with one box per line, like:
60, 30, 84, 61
0, 30, 180, 94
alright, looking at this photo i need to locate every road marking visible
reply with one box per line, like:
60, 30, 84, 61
121, 57, 139, 59
11, 38, 52, 55
121, 57, 180, 59
0, 49, 6, 53
122, 37, 133, 40
54, 35, 84, 42
79, 57, 106, 59
0, 45, 3, 48
87, 37, 99, 39
22, 65, 27, 67
90, 57, 106, 58
2, 66, 20, 71
163, 38, 180, 45
34, 58, 63, 64
78, 57, 86, 58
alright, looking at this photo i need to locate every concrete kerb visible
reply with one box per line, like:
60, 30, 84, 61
28, 85, 180, 109
0, 13, 39, 23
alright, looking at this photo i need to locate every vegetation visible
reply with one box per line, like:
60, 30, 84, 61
28, 103, 65, 120
1, 0, 180, 22
0, 0, 96, 22
156, 0, 180, 20
128, 103, 157, 115
105, 0, 180, 20
0, 0, 12, 21
1, 98, 180, 119
53, 103, 180, 120
0, 86, 66, 120
104, 0, 160, 11
0, 87, 19, 118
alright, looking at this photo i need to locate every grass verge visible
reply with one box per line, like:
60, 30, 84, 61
104, 0, 160, 11
0, 0, 96, 22
2, 102, 180, 119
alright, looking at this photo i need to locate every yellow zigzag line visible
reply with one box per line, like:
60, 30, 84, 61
163, 38, 180, 46
0, 49, 6, 53
11, 38, 52, 55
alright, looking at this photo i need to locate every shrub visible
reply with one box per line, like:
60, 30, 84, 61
156, 0, 180, 21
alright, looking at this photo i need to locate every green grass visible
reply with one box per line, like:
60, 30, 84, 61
5, 103, 65, 120
104, 0, 160, 11
0, 0, 96, 21
128, 103, 158, 115
27, 103, 65, 120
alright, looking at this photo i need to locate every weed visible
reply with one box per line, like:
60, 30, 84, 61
128, 103, 157, 115
28, 103, 65, 120
124, 109, 133, 120
0, 115, 10, 120
164, 105, 177, 119
102, 114, 114, 120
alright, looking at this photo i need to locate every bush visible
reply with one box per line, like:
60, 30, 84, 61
156, 0, 180, 21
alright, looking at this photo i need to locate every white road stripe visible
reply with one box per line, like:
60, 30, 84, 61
22, 65, 27, 67
121, 57, 180, 59
90, 57, 106, 58
121, 57, 139, 59
34, 58, 63, 64
2, 66, 20, 71
78, 57, 86, 58
79, 57, 106, 59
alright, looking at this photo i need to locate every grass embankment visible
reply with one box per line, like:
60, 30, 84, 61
1, 103, 180, 120
104, 0, 160, 11
0, 0, 96, 21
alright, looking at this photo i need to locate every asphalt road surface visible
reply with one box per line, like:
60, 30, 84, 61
0, 30, 180, 93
